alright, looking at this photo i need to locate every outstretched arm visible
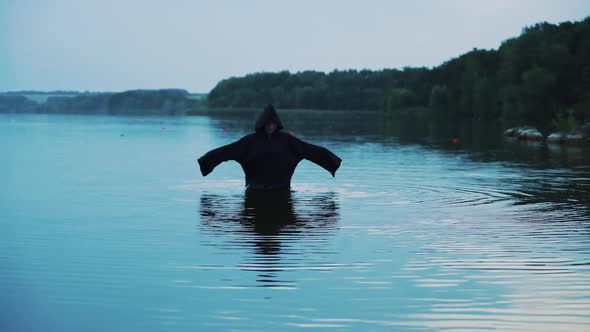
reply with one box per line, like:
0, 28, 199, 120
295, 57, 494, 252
198, 136, 248, 176
289, 135, 342, 177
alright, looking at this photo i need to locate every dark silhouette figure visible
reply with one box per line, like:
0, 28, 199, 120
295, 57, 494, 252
198, 104, 342, 190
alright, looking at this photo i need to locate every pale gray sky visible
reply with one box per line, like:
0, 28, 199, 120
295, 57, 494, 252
1, 0, 589, 93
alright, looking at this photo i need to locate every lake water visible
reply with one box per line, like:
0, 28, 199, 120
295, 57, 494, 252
1, 111, 589, 331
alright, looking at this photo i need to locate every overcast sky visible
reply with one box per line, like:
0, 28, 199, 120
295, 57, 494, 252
1, 0, 588, 93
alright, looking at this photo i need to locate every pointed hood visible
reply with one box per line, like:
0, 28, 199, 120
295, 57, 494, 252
255, 104, 284, 132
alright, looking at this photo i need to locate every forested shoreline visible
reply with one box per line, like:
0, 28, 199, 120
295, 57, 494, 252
2, 18, 589, 137
208, 17, 590, 136
0, 90, 206, 115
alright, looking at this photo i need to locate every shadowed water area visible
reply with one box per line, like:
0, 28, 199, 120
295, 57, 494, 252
0, 111, 589, 331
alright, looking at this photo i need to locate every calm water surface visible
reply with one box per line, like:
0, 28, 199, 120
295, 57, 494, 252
1, 112, 589, 331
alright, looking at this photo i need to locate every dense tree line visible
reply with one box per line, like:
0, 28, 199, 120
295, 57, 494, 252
208, 17, 590, 135
209, 70, 387, 110
0, 89, 206, 115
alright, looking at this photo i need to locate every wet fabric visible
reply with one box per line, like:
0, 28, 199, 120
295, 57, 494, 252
198, 106, 342, 190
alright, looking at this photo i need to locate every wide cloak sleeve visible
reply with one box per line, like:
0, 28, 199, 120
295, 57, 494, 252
198, 136, 249, 176
289, 135, 342, 177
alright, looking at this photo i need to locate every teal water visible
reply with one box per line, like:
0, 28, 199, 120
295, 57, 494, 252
0, 112, 589, 331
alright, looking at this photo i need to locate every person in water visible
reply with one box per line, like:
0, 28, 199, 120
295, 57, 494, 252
198, 104, 342, 190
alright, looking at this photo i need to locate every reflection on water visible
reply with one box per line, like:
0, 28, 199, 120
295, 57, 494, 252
199, 190, 339, 286
380, 115, 590, 171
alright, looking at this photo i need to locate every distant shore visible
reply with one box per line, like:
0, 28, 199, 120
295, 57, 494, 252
0, 89, 206, 116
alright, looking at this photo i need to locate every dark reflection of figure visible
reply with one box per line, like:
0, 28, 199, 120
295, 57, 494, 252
199, 190, 340, 285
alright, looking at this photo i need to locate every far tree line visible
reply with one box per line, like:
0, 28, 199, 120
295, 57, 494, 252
208, 17, 590, 136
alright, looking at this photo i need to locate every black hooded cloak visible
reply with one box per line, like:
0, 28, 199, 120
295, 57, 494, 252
198, 105, 342, 190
